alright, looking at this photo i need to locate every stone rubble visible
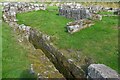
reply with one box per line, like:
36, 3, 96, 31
88, 5, 104, 13
67, 19, 94, 34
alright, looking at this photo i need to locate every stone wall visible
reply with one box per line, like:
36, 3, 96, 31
58, 3, 104, 20
59, 6, 91, 20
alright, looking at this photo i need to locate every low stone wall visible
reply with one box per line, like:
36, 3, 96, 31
66, 19, 94, 34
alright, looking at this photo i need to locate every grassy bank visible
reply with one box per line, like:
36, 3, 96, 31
0, 5, 2, 79
2, 21, 63, 78
2, 22, 37, 78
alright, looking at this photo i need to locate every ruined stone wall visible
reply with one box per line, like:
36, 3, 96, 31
59, 7, 90, 20
58, 4, 105, 20
58, 3, 101, 20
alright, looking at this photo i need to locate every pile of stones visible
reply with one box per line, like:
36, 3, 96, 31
101, 7, 120, 15
87, 5, 104, 13
67, 19, 94, 34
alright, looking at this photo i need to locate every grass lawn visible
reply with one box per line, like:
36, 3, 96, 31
0, 5, 2, 79
17, 7, 119, 73
0, 22, 1, 79
0, 25, 1, 79
2, 22, 37, 78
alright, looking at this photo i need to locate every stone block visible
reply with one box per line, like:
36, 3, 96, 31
88, 64, 120, 80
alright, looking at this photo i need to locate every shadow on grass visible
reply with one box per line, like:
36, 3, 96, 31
64, 27, 68, 33
56, 13, 59, 16
19, 69, 37, 80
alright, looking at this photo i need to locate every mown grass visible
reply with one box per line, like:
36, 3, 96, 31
2, 22, 37, 78
17, 7, 119, 73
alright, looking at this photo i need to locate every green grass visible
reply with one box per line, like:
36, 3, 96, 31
47, 6, 58, 11
2, 21, 62, 78
0, 5, 2, 79
98, 11, 114, 15
0, 5, 2, 19
0, 22, 1, 79
2, 22, 37, 78
17, 7, 119, 73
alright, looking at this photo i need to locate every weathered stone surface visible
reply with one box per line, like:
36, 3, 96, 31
59, 6, 90, 20
59, 3, 101, 20
58, 3, 105, 22
87, 64, 120, 79
67, 19, 93, 33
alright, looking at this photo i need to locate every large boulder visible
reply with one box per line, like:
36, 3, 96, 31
87, 64, 120, 80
